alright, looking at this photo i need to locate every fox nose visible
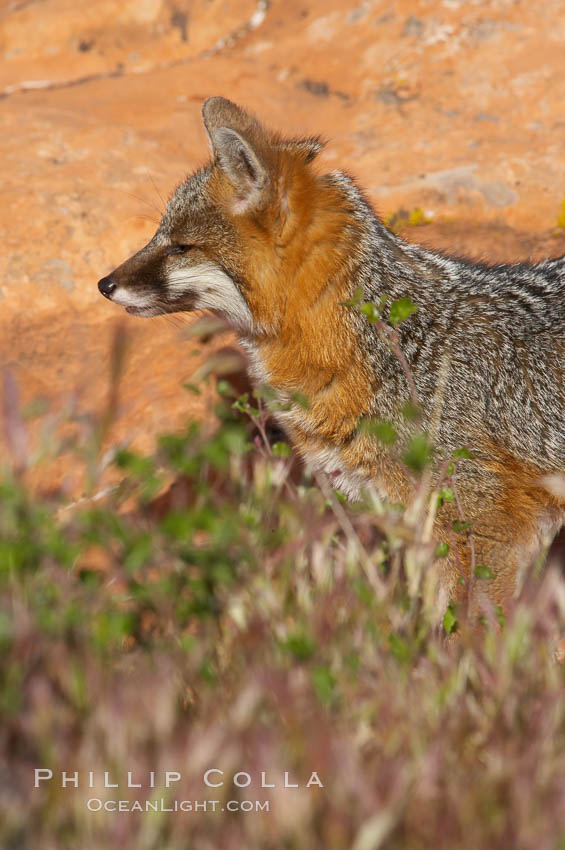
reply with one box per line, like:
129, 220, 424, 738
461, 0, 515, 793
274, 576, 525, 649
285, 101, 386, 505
98, 275, 117, 298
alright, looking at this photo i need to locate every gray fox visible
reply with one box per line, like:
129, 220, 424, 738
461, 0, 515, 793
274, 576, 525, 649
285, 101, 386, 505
98, 96, 565, 616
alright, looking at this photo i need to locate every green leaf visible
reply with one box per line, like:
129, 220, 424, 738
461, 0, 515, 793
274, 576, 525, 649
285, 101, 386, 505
389, 297, 418, 326
283, 631, 316, 661
452, 520, 471, 534
403, 433, 432, 473
361, 417, 397, 445
123, 534, 152, 574
291, 391, 310, 410
388, 633, 411, 664
216, 379, 237, 397
182, 382, 201, 395
435, 542, 450, 558
408, 206, 427, 226
272, 441, 292, 458
339, 286, 364, 307
443, 603, 458, 635
474, 564, 495, 580
359, 301, 382, 323
436, 487, 454, 508
114, 450, 155, 483
232, 392, 249, 411
312, 666, 336, 706
401, 400, 422, 422
254, 384, 277, 402
199, 659, 217, 684
453, 447, 474, 460
353, 579, 375, 605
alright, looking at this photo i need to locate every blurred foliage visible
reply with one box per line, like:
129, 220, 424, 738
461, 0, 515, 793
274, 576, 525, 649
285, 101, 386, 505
385, 206, 430, 233
0, 359, 564, 850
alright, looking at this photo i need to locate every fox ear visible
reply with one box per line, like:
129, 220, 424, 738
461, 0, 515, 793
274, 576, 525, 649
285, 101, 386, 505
212, 126, 269, 213
202, 96, 261, 143
202, 97, 268, 213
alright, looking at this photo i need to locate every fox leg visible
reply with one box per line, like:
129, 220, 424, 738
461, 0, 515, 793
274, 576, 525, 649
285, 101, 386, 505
447, 521, 531, 623
441, 478, 561, 625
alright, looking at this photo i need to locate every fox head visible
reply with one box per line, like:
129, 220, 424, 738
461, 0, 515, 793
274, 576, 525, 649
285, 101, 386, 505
98, 96, 330, 334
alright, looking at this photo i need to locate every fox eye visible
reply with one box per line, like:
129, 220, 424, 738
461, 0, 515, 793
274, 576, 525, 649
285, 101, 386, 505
168, 244, 194, 255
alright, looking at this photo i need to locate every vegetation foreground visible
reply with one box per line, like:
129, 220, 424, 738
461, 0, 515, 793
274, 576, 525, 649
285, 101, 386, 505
1, 331, 565, 850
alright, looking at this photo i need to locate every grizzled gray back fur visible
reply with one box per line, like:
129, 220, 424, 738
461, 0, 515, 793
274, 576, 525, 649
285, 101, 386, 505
329, 170, 565, 473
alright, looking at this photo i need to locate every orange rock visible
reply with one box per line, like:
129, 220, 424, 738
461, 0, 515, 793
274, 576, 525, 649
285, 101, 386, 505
2, 0, 565, 494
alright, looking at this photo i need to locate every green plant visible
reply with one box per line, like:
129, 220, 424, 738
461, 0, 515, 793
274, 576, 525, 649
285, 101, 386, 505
0, 353, 563, 850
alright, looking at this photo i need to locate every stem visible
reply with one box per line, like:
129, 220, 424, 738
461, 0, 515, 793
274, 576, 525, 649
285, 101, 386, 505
377, 322, 419, 406
450, 474, 477, 617
314, 471, 384, 597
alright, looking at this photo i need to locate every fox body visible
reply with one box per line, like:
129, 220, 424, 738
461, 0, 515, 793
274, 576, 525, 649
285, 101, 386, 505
99, 97, 565, 612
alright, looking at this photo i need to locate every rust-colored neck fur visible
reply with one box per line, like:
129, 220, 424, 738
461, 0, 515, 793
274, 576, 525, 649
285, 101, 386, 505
225, 157, 376, 444
237, 160, 365, 386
